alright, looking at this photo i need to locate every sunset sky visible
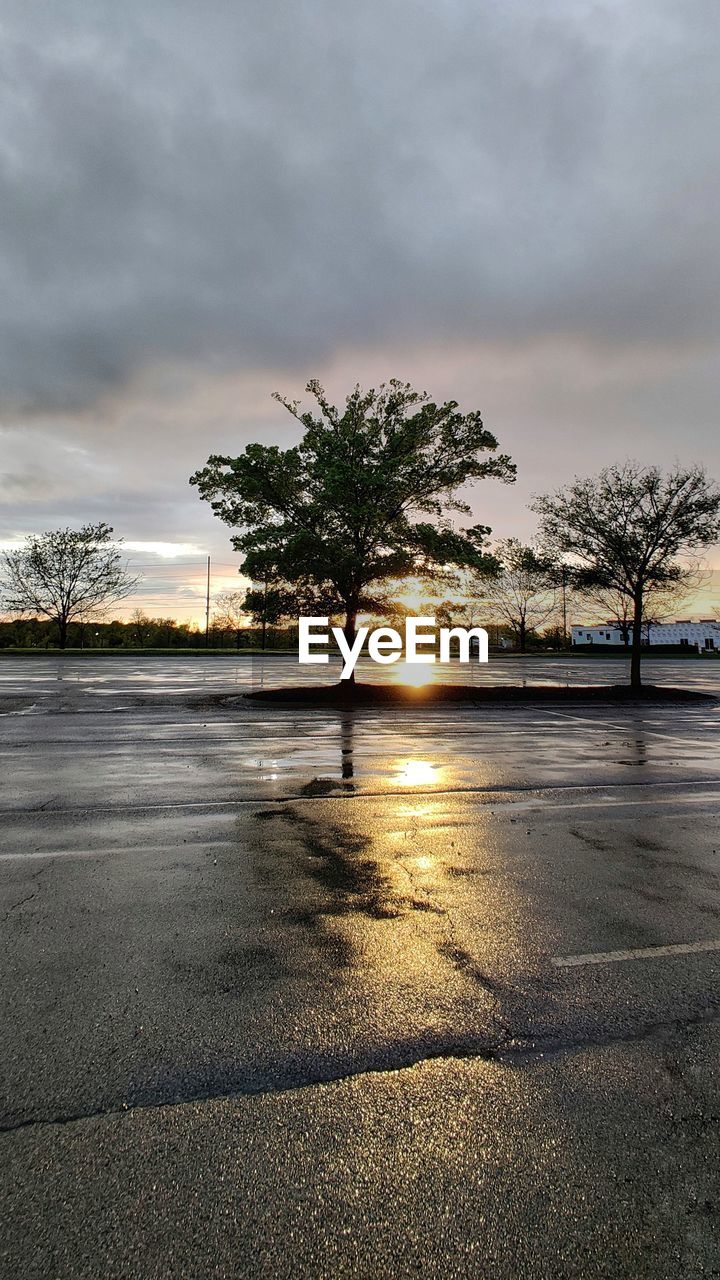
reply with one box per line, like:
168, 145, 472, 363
1, 1, 719, 622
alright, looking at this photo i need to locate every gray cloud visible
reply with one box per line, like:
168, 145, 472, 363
1, 0, 719, 410
1, 0, 720, 620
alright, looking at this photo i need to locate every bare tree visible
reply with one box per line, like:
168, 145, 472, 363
533, 462, 720, 689
130, 608, 151, 647
1, 523, 138, 649
212, 589, 249, 649
579, 573, 701, 646
473, 539, 556, 651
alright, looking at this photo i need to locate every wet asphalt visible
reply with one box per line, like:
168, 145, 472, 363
1, 655, 720, 1278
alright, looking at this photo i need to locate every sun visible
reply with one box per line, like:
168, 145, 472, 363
392, 661, 433, 688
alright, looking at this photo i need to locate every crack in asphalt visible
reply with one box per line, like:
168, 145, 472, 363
2, 775, 720, 821
3, 1004, 720, 1139
1, 862, 51, 921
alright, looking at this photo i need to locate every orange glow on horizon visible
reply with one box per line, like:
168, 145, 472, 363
391, 661, 435, 688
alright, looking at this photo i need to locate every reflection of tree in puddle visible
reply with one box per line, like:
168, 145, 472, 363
289, 714, 358, 796
245, 712, 515, 1014
289, 712, 447, 796
617, 737, 649, 766
615, 721, 650, 767
341, 714, 354, 779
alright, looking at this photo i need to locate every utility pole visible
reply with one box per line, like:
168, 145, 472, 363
205, 556, 211, 647
561, 567, 568, 649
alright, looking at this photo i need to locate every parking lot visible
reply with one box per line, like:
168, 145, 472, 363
2, 656, 720, 1278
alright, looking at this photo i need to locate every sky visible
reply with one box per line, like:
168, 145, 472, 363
1, 0, 719, 623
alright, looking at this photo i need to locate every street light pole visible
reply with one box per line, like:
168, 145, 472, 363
205, 556, 211, 647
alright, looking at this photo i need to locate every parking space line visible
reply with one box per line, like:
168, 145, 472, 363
543, 706, 715, 744
552, 938, 720, 967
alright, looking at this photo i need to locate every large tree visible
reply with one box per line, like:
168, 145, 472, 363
191, 379, 515, 677
474, 538, 557, 652
532, 462, 720, 689
1, 523, 138, 649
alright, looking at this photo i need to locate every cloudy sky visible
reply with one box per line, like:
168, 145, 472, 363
1, 0, 719, 620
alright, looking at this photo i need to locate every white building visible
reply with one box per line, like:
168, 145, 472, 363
572, 620, 720, 651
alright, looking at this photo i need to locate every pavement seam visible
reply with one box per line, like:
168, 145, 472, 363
4, 1005, 720, 1138
2, 775, 720, 820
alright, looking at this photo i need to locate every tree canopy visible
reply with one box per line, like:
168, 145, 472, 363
532, 462, 720, 688
1, 523, 138, 649
191, 379, 515, 666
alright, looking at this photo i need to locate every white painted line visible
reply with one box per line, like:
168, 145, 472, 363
552, 938, 720, 968
0, 839, 237, 862
543, 706, 714, 745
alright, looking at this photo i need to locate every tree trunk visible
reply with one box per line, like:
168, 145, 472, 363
58, 617, 68, 650
518, 618, 526, 653
343, 603, 358, 686
630, 588, 644, 691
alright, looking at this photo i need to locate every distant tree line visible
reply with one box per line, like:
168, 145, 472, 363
0, 614, 295, 651
0, 608, 558, 653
